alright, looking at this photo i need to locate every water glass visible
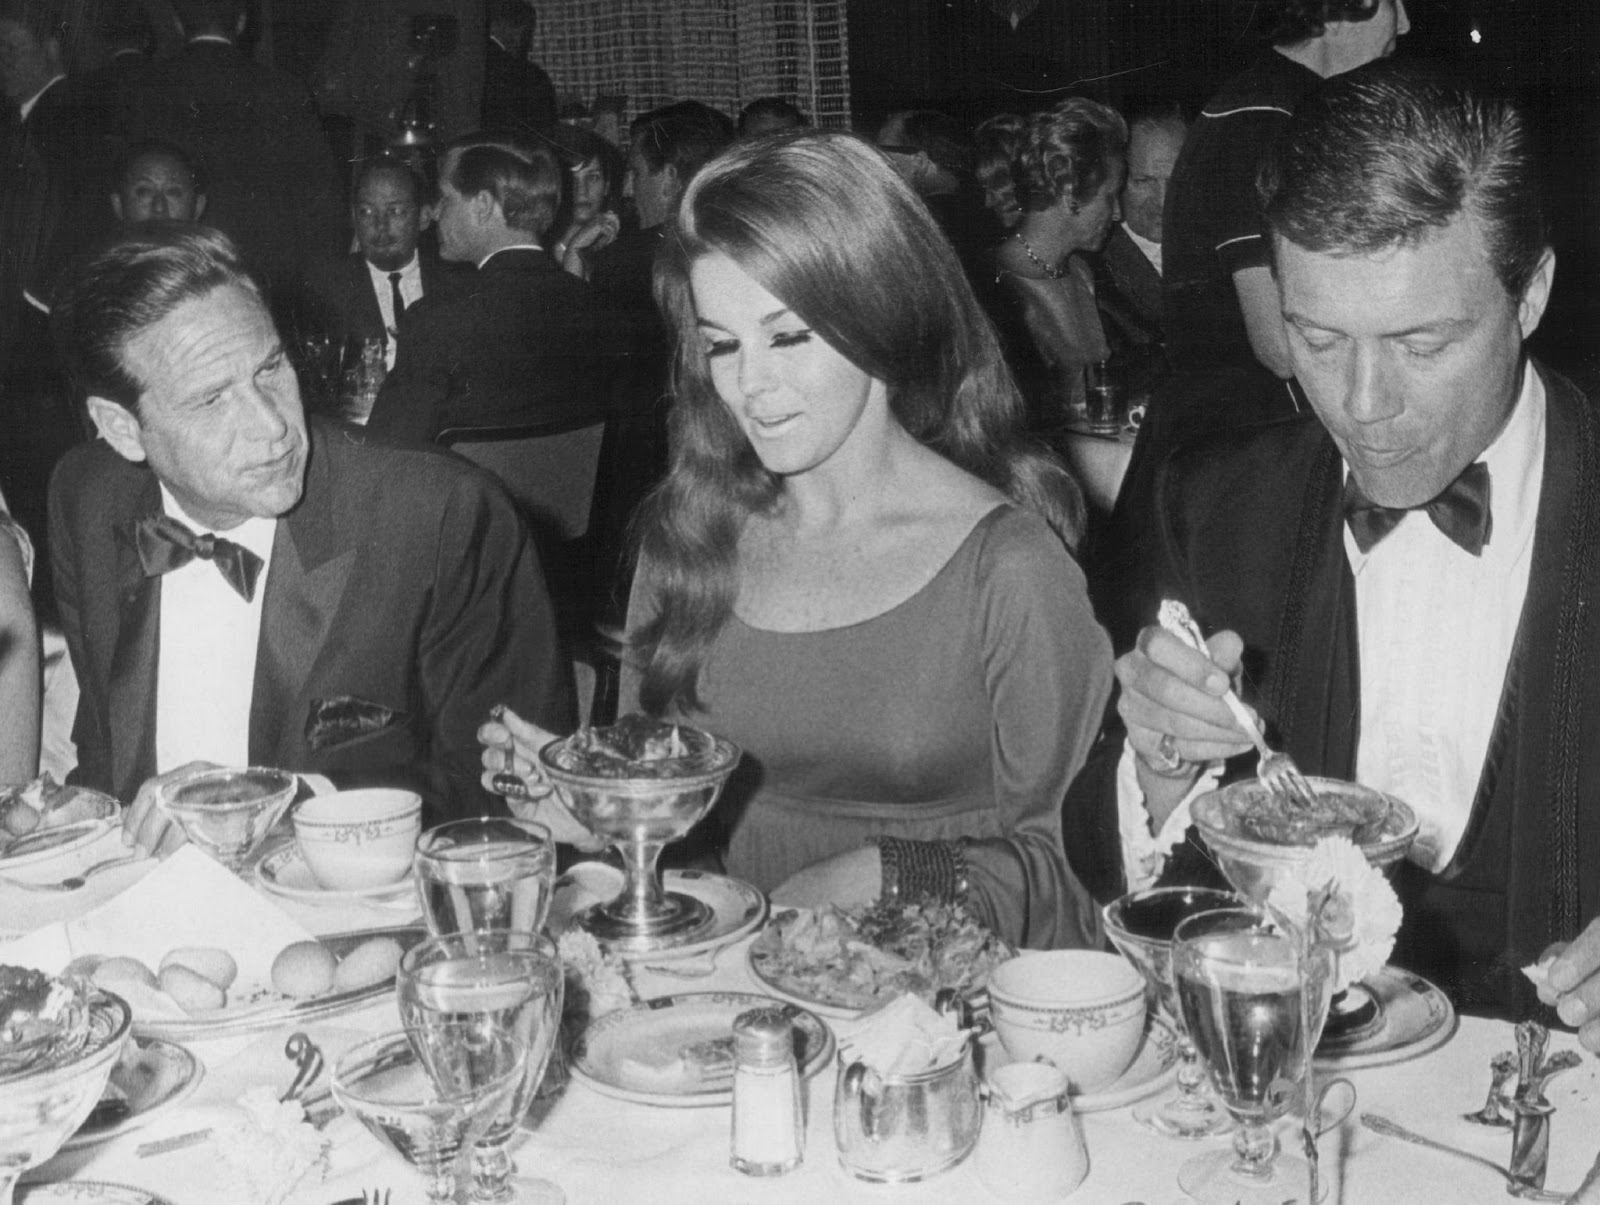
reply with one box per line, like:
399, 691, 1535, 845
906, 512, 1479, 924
1084, 359, 1122, 429
397, 929, 565, 1204
1173, 908, 1334, 1205
414, 816, 555, 935
331, 1026, 526, 1204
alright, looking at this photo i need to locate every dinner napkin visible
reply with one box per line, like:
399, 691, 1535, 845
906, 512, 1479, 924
838, 993, 971, 1077
3, 845, 317, 1019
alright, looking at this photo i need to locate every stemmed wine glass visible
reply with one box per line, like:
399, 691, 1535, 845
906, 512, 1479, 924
1104, 886, 1242, 1138
414, 817, 556, 936
1172, 907, 1334, 1205
331, 1025, 527, 1204
397, 929, 565, 1204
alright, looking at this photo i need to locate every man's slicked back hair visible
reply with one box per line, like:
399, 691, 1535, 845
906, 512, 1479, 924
1259, 60, 1547, 300
51, 223, 258, 416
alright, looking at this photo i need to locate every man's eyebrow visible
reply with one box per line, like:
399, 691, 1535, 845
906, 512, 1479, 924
1281, 311, 1474, 338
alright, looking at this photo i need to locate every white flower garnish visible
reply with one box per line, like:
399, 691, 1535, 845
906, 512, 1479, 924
1266, 835, 1402, 993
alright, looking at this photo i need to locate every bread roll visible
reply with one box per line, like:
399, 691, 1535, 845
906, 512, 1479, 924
160, 947, 238, 990
271, 941, 337, 999
92, 956, 159, 992
332, 936, 404, 993
158, 964, 227, 1012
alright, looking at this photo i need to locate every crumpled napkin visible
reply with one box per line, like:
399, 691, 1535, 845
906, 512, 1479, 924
2, 845, 317, 1018
838, 994, 971, 1077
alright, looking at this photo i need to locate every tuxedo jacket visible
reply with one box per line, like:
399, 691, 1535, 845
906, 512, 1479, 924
367, 248, 621, 443
1094, 224, 1164, 352
481, 40, 558, 137
1064, 363, 1600, 1018
49, 420, 574, 823
296, 251, 464, 351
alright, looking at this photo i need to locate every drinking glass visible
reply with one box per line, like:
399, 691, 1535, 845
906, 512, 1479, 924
156, 766, 299, 873
331, 1026, 526, 1204
1103, 886, 1241, 1138
414, 816, 556, 935
1084, 359, 1122, 430
1173, 908, 1335, 1205
397, 929, 565, 1204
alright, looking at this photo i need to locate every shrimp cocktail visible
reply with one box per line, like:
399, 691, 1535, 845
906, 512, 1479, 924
538, 715, 740, 950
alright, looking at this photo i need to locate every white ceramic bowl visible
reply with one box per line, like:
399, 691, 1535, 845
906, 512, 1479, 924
293, 788, 421, 890
986, 950, 1147, 1094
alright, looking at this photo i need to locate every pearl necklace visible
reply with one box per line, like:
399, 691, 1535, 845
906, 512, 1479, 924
1012, 231, 1067, 279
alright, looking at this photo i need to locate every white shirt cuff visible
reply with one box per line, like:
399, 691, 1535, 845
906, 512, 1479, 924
1115, 739, 1222, 892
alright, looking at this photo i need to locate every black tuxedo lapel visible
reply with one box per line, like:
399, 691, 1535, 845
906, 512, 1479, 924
1266, 435, 1361, 780
352, 256, 385, 338
250, 428, 356, 762
108, 506, 161, 800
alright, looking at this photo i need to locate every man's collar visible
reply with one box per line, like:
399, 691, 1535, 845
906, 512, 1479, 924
158, 482, 277, 556
1123, 226, 1162, 272
365, 251, 420, 276
187, 34, 235, 45
17, 74, 65, 122
477, 244, 543, 268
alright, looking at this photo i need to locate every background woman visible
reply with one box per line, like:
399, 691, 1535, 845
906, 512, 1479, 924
990, 98, 1127, 426
547, 124, 625, 280
484, 131, 1112, 949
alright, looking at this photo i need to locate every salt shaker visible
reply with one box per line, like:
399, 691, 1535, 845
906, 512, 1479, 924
730, 1007, 803, 1176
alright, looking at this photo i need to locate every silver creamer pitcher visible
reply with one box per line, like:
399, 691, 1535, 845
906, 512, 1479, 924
833, 1045, 981, 1183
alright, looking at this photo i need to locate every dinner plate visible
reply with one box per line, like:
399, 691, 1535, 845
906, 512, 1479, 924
559, 866, 767, 962
1314, 965, 1456, 1071
64, 1037, 203, 1150
0, 788, 121, 872
745, 938, 868, 1020
255, 843, 416, 906
17, 1185, 176, 1205
570, 990, 834, 1107
978, 1015, 1181, 1113
134, 925, 426, 1042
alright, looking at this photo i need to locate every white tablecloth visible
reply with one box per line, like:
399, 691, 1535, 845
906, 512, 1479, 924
31, 906, 1600, 1205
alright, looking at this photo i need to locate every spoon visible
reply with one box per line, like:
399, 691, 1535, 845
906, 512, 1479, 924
0, 852, 146, 893
1360, 1112, 1569, 1201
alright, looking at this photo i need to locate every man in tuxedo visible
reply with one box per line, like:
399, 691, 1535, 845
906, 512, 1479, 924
48, 225, 572, 845
111, 139, 207, 226
120, 0, 343, 310
298, 158, 459, 376
366, 135, 616, 443
1064, 62, 1600, 1023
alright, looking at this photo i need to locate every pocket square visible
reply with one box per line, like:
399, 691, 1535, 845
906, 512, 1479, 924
305, 696, 406, 751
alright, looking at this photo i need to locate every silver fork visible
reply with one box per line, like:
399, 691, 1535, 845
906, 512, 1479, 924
1157, 600, 1318, 808
363, 1189, 391, 1205
1360, 1113, 1568, 1201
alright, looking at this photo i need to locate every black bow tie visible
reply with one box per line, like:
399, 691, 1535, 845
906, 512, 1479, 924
1342, 461, 1493, 556
134, 513, 263, 601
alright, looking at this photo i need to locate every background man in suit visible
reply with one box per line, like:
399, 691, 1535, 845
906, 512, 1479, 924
298, 157, 458, 376
48, 225, 571, 848
111, 139, 206, 226
481, 0, 556, 139
120, 0, 343, 316
1065, 61, 1597, 1023
366, 135, 616, 443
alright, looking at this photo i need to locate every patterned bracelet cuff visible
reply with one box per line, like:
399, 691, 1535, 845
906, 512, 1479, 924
876, 837, 968, 905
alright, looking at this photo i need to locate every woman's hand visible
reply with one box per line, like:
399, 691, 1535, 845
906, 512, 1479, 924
771, 844, 883, 911
554, 212, 621, 278
477, 706, 605, 850
123, 761, 219, 857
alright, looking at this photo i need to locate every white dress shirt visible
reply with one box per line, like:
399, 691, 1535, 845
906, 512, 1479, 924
153, 487, 277, 772
1125, 227, 1162, 276
367, 253, 423, 370
1119, 363, 1545, 886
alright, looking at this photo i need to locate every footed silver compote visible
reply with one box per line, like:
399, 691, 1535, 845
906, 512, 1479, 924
538, 720, 739, 951
1192, 777, 1418, 1050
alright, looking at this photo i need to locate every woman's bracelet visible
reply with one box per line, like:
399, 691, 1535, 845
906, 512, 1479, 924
875, 837, 970, 905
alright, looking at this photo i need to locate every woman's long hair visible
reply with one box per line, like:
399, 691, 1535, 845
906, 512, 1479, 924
632, 130, 1085, 715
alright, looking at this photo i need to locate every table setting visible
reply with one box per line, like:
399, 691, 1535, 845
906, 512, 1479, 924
3, 713, 1599, 1205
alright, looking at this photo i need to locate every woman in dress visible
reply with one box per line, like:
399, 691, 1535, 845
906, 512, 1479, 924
482, 131, 1112, 949
990, 98, 1127, 425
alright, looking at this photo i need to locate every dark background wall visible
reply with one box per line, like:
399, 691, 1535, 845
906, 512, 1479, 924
846, 0, 1599, 380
